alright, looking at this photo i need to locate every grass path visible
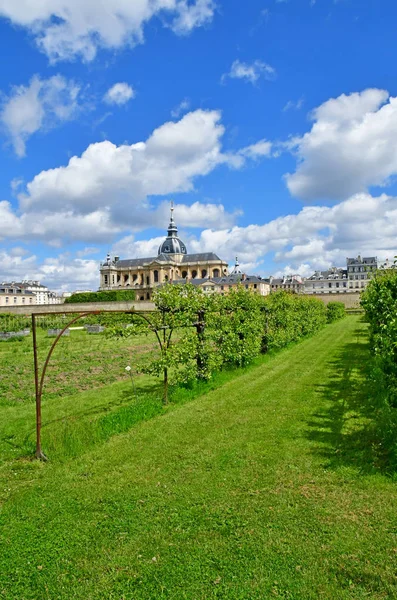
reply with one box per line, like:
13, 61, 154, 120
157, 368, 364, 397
1, 316, 397, 599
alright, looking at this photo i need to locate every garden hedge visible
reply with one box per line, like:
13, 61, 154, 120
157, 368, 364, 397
64, 290, 135, 304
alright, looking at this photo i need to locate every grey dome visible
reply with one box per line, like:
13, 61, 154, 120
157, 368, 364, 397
158, 204, 187, 256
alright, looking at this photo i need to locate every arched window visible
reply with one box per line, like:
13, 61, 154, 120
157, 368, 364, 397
182, 271, 188, 278
213, 269, 220, 278
192, 270, 197, 279
164, 275, 169, 282
146, 276, 150, 286
201, 269, 207, 278
132, 274, 138, 282
154, 270, 159, 283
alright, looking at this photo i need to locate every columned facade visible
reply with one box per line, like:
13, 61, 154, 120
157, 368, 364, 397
100, 207, 228, 300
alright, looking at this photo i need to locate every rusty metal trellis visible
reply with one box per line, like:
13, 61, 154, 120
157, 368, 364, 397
31, 309, 158, 461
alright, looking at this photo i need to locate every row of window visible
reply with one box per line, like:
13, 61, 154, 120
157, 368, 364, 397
104, 269, 221, 286
3, 296, 33, 304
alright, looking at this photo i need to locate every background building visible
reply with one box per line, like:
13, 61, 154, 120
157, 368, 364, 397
0, 280, 61, 305
346, 255, 377, 290
0, 284, 35, 307
269, 275, 304, 293
100, 206, 229, 300
173, 259, 270, 296
304, 267, 349, 295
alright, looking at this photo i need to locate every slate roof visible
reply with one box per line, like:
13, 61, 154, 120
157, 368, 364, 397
307, 269, 347, 281
181, 252, 224, 263
346, 256, 377, 265
172, 274, 266, 286
110, 252, 224, 268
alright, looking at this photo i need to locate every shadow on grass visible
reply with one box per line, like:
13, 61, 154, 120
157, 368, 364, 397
306, 324, 391, 474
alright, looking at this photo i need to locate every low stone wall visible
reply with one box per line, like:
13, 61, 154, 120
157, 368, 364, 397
0, 301, 155, 316
314, 293, 362, 309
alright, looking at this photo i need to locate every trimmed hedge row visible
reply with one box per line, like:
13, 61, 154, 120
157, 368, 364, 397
361, 270, 397, 400
64, 290, 135, 304
136, 286, 330, 387
326, 301, 346, 323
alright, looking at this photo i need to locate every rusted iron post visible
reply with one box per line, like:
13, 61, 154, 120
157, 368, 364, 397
32, 314, 46, 460
32, 311, 101, 460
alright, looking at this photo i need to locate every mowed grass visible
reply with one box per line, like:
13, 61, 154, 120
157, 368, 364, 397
1, 316, 397, 599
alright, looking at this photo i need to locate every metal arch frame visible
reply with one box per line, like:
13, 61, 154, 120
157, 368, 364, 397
31, 309, 160, 461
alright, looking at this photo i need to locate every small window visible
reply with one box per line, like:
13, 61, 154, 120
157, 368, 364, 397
104, 275, 108, 284
14, 297, 17, 303
201, 270, 207, 278
5, 297, 9, 304
22, 297, 25, 303
192, 270, 197, 279
182, 271, 188, 278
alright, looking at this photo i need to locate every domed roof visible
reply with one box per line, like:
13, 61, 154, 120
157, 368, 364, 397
158, 203, 187, 256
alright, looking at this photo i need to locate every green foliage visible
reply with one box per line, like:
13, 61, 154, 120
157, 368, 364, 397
326, 301, 346, 323
134, 286, 328, 389
0, 314, 30, 332
361, 269, 397, 402
64, 290, 135, 303
361, 270, 397, 467
262, 292, 327, 351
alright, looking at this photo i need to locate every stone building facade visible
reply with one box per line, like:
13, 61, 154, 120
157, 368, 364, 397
175, 260, 270, 296
346, 255, 377, 291
100, 207, 229, 300
304, 267, 349, 295
269, 275, 304, 294
0, 284, 35, 307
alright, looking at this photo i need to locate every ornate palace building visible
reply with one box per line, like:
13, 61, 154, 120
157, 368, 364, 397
100, 206, 229, 300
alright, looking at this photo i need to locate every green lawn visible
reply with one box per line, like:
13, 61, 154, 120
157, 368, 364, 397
1, 316, 396, 599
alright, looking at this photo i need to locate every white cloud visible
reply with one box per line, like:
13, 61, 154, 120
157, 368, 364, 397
1, 75, 80, 156
171, 98, 191, 118
17, 109, 263, 231
112, 192, 397, 276
222, 59, 276, 85
2, 192, 397, 290
171, 0, 215, 34
0, 0, 216, 63
0, 248, 99, 292
104, 83, 135, 106
285, 88, 397, 200
240, 139, 272, 159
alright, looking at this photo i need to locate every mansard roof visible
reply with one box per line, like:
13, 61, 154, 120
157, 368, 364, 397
112, 252, 224, 269
181, 252, 225, 263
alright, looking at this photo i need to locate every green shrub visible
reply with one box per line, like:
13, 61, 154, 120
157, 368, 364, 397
262, 292, 327, 351
326, 301, 346, 323
64, 290, 135, 304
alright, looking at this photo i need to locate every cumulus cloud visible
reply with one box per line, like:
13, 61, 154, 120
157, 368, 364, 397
1, 75, 81, 156
0, 247, 100, 292
112, 193, 397, 275
2, 192, 397, 290
285, 88, 397, 200
104, 83, 135, 106
15, 109, 263, 235
0, 0, 216, 62
221, 59, 276, 85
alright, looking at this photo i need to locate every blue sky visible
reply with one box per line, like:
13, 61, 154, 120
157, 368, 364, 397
0, 0, 396, 290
